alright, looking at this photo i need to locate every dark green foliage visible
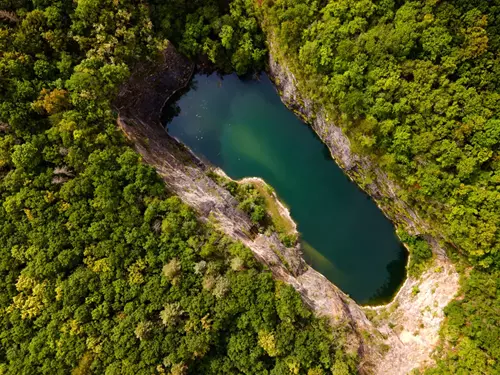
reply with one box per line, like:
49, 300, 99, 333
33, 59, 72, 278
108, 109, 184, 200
397, 230, 432, 277
279, 233, 297, 248
0, 1, 356, 374
236, 184, 267, 225
257, 1, 500, 373
207, 172, 299, 248
260, 0, 500, 268
150, 0, 266, 74
208, 172, 269, 226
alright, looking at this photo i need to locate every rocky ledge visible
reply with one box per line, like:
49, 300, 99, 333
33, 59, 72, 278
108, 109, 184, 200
114, 43, 378, 368
266, 44, 459, 375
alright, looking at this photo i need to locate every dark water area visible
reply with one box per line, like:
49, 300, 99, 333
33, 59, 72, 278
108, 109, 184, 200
165, 73, 407, 304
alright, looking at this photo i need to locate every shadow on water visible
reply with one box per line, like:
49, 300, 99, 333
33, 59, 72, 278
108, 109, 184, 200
302, 239, 407, 304
161, 77, 198, 125
364, 245, 408, 305
164, 72, 408, 304
162, 73, 232, 167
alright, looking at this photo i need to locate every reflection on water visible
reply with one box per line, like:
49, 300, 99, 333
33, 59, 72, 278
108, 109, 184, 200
166, 73, 407, 304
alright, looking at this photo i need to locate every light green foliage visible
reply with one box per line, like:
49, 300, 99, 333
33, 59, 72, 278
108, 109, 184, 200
135, 321, 154, 341
212, 275, 230, 299
230, 256, 245, 271
259, 0, 500, 373
163, 257, 181, 282
170, 363, 188, 375
397, 230, 433, 277
193, 260, 207, 275
0, 1, 356, 374
308, 367, 325, 375
128, 258, 147, 284
258, 330, 280, 357
202, 274, 217, 291
160, 303, 183, 327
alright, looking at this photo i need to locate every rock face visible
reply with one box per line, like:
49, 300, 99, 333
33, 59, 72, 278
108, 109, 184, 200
115, 43, 195, 125
266, 47, 459, 375
115, 42, 459, 375
115, 44, 376, 363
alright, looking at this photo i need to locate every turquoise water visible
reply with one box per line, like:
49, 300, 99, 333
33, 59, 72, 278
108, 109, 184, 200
165, 73, 407, 304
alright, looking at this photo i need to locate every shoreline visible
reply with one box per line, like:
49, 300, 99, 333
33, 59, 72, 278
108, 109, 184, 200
265, 43, 459, 374
117, 43, 459, 374
165, 69, 422, 316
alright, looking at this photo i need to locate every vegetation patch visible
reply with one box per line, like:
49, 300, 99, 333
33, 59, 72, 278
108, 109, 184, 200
397, 230, 433, 278
207, 170, 298, 247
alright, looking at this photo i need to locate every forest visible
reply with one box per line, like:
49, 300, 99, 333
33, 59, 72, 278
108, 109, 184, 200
0, 0, 499, 374
257, 0, 500, 373
0, 0, 355, 374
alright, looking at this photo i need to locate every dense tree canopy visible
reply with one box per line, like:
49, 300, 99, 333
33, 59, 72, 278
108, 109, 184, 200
0, 0, 355, 374
1, 0, 499, 373
257, 0, 500, 373
150, 0, 266, 74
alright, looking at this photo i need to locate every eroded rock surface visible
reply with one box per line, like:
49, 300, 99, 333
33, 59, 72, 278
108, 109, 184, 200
115, 44, 376, 363
267, 46, 459, 375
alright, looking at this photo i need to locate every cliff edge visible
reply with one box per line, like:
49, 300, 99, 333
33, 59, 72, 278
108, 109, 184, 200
114, 43, 378, 369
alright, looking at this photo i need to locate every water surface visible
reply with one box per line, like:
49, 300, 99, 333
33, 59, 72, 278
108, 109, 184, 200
166, 73, 407, 304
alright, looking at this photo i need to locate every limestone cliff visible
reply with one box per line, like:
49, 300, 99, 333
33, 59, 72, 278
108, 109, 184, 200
266, 45, 459, 375
115, 43, 459, 375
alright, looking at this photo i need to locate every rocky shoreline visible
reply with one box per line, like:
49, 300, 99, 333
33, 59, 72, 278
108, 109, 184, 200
115, 43, 459, 374
266, 44, 459, 375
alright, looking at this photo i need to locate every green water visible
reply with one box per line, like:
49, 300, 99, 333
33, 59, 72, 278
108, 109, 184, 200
166, 73, 407, 304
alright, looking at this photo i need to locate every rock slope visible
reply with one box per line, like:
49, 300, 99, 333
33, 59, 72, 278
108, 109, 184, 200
267, 46, 459, 375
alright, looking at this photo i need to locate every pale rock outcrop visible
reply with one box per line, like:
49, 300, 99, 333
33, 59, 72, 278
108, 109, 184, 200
114, 42, 459, 375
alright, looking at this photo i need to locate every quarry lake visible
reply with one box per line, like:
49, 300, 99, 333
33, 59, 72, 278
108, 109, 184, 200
166, 73, 407, 304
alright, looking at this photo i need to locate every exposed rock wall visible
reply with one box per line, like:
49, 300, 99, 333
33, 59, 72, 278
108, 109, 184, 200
115, 42, 459, 375
266, 47, 459, 375
115, 44, 377, 364
267, 54, 421, 238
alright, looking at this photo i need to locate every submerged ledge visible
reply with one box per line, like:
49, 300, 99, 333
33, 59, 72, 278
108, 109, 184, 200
266, 42, 459, 374
114, 42, 459, 374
